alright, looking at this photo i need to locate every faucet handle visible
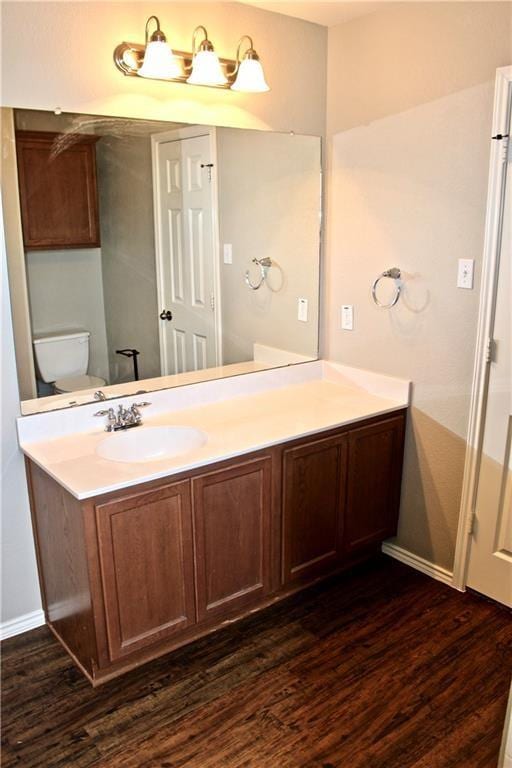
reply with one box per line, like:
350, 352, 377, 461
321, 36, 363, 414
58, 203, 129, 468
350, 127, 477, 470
94, 407, 117, 431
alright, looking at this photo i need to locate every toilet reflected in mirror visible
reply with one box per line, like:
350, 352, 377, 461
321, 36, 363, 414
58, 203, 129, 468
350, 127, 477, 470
32, 330, 106, 396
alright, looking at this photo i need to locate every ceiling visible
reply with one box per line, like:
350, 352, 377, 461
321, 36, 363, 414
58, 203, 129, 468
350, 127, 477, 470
239, 1, 388, 27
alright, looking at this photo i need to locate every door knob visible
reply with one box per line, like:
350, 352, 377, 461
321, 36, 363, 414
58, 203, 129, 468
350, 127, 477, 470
159, 309, 173, 321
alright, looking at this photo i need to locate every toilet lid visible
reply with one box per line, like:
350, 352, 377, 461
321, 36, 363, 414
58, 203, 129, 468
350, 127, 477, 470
54, 375, 106, 393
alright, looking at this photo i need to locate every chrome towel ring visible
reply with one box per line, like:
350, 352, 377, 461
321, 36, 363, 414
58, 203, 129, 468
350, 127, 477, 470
372, 267, 402, 308
245, 256, 273, 290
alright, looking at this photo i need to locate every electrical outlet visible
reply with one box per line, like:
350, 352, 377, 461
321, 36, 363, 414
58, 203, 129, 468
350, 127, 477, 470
341, 305, 354, 330
457, 259, 474, 289
298, 297, 308, 322
223, 243, 233, 264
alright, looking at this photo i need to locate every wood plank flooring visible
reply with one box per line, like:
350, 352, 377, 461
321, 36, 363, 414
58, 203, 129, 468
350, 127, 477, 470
2, 556, 511, 768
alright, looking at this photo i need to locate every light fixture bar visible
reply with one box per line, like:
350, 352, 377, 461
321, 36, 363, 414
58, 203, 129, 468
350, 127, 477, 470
113, 41, 238, 88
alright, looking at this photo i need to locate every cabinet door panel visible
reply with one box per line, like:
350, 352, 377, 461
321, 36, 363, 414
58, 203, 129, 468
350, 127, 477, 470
283, 435, 348, 584
16, 131, 100, 249
96, 481, 195, 662
345, 415, 405, 554
193, 457, 272, 622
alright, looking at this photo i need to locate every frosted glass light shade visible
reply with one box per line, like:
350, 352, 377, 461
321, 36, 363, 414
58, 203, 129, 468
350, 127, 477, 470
231, 58, 270, 93
187, 50, 228, 86
139, 40, 182, 79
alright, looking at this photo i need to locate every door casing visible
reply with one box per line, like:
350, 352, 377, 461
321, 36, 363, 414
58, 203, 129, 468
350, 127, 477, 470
452, 65, 512, 593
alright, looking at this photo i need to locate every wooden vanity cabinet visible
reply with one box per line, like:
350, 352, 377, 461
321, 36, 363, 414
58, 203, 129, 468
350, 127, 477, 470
344, 415, 405, 554
95, 480, 195, 662
26, 410, 406, 686
192, 457, 273, 622
282, 434, 348, 584
15, 130, 100, 250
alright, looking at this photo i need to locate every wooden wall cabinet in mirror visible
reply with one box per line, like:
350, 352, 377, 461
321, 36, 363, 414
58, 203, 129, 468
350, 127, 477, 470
16, 130, 100, 250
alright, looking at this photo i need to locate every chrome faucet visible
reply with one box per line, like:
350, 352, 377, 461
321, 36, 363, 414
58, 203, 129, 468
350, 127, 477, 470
94, 402, 151, 432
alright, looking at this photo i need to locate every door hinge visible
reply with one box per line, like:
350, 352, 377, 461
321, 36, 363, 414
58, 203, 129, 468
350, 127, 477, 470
467, 512, 477, 536
485, 337, 496, 363
210, 292, 215, 311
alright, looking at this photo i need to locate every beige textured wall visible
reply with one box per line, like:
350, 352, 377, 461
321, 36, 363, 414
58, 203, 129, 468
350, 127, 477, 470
1, 209, 42, 626
97, 134, 161, 384
0, 1, 326, 626
325, 2, 512, 570
217, 128, 320, 363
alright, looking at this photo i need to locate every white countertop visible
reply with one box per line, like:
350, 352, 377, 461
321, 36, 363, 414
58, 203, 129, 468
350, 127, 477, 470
18, 361, 410, 500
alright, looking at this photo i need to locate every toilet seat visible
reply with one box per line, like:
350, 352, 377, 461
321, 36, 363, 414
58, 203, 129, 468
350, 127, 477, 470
53, 374, 106, 394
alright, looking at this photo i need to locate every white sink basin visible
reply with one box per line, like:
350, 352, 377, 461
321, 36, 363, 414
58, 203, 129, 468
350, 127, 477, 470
96, 426, 207, 464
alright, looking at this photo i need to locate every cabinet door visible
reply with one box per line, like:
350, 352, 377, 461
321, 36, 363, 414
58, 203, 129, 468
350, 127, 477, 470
96, 481, 195, 662
192, 457, 272, 622
344, 414, 405, 554
282, 434, 348, 584
16, 131, 100, 249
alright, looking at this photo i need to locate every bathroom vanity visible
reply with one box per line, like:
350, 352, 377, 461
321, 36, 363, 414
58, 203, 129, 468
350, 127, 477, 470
18, 362, 410, 685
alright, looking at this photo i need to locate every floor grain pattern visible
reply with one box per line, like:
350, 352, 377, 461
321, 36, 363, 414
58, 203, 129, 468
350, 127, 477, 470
1, 557, 511, 768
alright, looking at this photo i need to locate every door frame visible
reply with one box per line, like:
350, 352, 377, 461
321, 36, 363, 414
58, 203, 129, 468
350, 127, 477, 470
151, 125, 222, 376
452, 65, 512, 591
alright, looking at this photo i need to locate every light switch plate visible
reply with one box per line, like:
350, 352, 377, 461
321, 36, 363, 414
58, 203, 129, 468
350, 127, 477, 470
298, 297, 308, 322
341, 305, 354, 330
223, 244, 233, 264
457, 258, 474, 289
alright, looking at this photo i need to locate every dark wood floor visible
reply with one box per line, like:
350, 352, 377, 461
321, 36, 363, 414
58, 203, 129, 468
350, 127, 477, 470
2, 556, 511, 768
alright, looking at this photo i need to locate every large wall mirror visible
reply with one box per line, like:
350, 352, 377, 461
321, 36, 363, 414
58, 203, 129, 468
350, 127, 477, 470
2, 108, 321, 415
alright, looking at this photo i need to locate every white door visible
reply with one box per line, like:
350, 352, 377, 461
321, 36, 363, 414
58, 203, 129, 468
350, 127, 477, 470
154, 133, 218, 375
466, 125, 512, 607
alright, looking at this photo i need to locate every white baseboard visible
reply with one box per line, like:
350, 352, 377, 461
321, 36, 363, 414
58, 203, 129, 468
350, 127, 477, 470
0, 609, 45, 641
381, 541, 453, 586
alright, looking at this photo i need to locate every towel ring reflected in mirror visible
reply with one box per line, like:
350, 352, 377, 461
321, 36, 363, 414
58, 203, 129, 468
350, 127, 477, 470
245, 256, 273, 290
372, 267, 402, 308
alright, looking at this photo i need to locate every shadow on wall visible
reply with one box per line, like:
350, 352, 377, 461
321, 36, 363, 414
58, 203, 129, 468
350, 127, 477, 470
396, 407, 467, 571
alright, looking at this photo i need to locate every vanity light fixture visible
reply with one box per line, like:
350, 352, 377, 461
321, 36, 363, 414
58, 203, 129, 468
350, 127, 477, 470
138, 16, 183, 80
113, 16, 269, 92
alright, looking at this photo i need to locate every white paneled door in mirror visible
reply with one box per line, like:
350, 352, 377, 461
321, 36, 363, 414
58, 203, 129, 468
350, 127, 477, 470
153, 129, 218, 376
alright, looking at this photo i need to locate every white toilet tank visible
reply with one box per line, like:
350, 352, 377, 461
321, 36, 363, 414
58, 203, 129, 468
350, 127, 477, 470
32, 330, 90, 383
